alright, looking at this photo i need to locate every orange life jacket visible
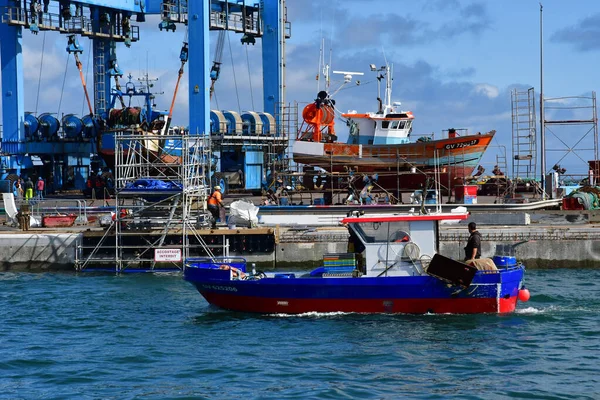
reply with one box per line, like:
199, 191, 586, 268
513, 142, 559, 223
208, 191, 222, 207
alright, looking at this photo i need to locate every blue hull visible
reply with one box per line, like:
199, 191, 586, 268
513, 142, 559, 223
184, 265, 525, 314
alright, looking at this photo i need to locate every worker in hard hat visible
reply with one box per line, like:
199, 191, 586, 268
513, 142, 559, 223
208, 186, 223, 229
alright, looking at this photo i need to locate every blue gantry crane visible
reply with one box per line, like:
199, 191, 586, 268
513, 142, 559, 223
0, 0, 289, 191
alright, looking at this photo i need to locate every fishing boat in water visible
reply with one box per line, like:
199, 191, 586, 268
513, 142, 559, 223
184, 210, 530, 314
292, 64, 495, 192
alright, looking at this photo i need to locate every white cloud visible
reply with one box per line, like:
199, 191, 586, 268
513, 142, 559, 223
472, 83, 499, 99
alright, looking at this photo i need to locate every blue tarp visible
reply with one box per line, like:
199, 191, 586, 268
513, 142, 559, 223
125, 179, 182, 191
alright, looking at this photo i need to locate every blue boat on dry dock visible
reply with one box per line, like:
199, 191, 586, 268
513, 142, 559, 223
184, 211, 530, 314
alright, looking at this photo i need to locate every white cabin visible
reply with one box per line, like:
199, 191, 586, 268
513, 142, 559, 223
342, 64, 415, 146
343, 106, 414, 145
344, 213, 468, 277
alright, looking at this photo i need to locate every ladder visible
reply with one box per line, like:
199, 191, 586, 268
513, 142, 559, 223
511, 88, 537, 180
94, 40, 106, 115
495, 146, 508, 177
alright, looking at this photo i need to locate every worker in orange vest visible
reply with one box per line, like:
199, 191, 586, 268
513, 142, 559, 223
207, 186, 223, 229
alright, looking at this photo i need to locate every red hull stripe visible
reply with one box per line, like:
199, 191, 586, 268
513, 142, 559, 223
201, 293, 519, 314
499, 296, 518, 313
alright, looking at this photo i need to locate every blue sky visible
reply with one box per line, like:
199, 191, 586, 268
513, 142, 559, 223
4, 0, 600, 177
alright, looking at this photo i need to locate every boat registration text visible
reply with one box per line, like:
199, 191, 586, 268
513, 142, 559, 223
201, 284, 238, 292
444, 139, 479, 150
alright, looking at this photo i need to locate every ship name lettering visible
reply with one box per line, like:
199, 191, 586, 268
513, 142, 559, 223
201, 284, 238, 292
444, 139, 479, 150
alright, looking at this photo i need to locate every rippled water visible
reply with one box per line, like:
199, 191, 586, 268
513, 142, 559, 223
0, 269, 599, 399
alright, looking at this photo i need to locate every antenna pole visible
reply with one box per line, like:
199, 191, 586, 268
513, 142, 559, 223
539, 3, 546, 199
386, 64, 393, 107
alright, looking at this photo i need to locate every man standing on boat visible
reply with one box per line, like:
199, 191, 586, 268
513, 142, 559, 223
464, 222, 482, 261
208, 186, 224, 229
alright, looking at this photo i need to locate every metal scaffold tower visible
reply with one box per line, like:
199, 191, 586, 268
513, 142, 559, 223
271, 102, 297, 177
511, 88, 537, 180
542, 93, 598, 183
495, 146, 508, 179
75, 131, 213, 272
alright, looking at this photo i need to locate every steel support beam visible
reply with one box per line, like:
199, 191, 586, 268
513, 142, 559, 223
262, 0, 283, 116
91, 8, 111, 117
75, 0, 143, 13
0, 3, 25, 160
188, 1, 210, 136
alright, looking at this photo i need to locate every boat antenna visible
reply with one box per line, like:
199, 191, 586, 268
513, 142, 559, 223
420, 178, 430, 215
539, 2, 547, 199
370, 63, 387, 113
434, 150, 443, 214
317, 38, 323, 92
331, 70, 364, 97
382, 49, 393, 108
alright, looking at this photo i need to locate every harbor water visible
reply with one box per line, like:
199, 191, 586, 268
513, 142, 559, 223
1, 269, 599, 399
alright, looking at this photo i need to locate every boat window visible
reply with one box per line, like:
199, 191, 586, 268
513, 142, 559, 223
382, 121, 390, 129
351, 221, 410, 243
406, 121, 412, 130
398, 121, 406, 129
390, 121, 399, 129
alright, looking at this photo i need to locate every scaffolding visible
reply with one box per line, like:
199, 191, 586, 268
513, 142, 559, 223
269, 102, 297, 183
542, 93, 598, 184
511, 88, 537, 180
495, 145, 508, 179
75, 130, 212, 272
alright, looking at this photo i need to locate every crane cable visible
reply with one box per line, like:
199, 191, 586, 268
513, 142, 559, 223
74, 51, 94, 116
226, 31, 242, 113
82, 40, 92, 116
167, 42, 188, 118
57, 52, 70, 116
35, 31, 46, 115
163, 27, 189, 135
213, 91, 219, 109
210, 30, 225, 100
245, 45, 255, 110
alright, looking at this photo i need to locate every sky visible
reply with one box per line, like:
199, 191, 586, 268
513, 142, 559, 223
3, 0, 600, 178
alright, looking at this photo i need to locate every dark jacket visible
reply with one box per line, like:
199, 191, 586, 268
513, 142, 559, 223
464, 230, 482, 260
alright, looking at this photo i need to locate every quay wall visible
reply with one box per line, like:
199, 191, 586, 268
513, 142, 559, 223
439, 228, 600, 269
2, 227, 600, 270
0, 233, 78, 270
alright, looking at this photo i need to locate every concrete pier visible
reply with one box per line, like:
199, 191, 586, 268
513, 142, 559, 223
2, 210, 600, 271
0, 233, 78, 270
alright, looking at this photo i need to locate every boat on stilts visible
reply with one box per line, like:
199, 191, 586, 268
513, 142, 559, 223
292, 64, 495, 195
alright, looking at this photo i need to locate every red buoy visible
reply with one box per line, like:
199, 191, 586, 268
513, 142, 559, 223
518, 288, 531, 302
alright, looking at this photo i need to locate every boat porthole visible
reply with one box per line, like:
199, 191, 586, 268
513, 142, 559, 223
503, 294, 510, 299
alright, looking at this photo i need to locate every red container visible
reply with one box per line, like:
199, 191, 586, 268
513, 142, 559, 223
562, 197, 584, 211
42, 215, 77, 228
455, 185, 478, 204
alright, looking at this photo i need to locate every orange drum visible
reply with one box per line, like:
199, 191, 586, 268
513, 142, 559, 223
302, 103, 335, 125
